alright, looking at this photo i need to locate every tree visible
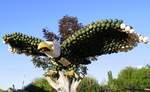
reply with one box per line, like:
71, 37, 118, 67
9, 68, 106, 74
77, 77, 101, 92
107, 66, 150, 92
108, 71, 113, 85
23, 78, 56, 92
2, 16, 148, 92
59, 15, 83, 42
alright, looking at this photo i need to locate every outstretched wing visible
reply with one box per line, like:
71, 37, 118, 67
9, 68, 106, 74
2, 19, 148, 65
3, 32, 44, 56
60, 19, 148, 64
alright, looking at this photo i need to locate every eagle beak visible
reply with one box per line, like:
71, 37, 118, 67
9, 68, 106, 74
38, 42, 52, 51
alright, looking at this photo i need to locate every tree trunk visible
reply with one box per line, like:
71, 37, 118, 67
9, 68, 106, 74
45, 71, 81, 92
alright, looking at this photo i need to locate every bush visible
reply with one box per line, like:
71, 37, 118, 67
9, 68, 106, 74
23, 78, 56, 92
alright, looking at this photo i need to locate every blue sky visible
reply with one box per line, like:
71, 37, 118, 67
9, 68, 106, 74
0, 0, 150, 90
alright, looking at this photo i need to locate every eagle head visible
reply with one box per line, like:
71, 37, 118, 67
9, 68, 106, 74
38, 41, 61, 58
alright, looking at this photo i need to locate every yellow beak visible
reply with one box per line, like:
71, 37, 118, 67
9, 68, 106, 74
38, 42, 52, 51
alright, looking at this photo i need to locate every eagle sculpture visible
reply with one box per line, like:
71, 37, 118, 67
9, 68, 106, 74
3, 19, 148, 77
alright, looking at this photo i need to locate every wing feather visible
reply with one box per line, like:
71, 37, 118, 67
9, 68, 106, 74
60, 19, 141, 64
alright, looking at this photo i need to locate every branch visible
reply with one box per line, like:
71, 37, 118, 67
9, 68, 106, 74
44, 71, 70, 92
71, 79, 81, 92
44, 74, 58, 90
57, 71, 69, 92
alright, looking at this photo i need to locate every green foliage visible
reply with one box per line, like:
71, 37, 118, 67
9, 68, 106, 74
108, 71, 113, 84
131, 66, 150, 89
107, 66, 150, 92
77, 77, 102, 92
23, 78, 56, 92
61, 19, 139, 65
117, 67, 137, 90
3, 32, 44, 56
